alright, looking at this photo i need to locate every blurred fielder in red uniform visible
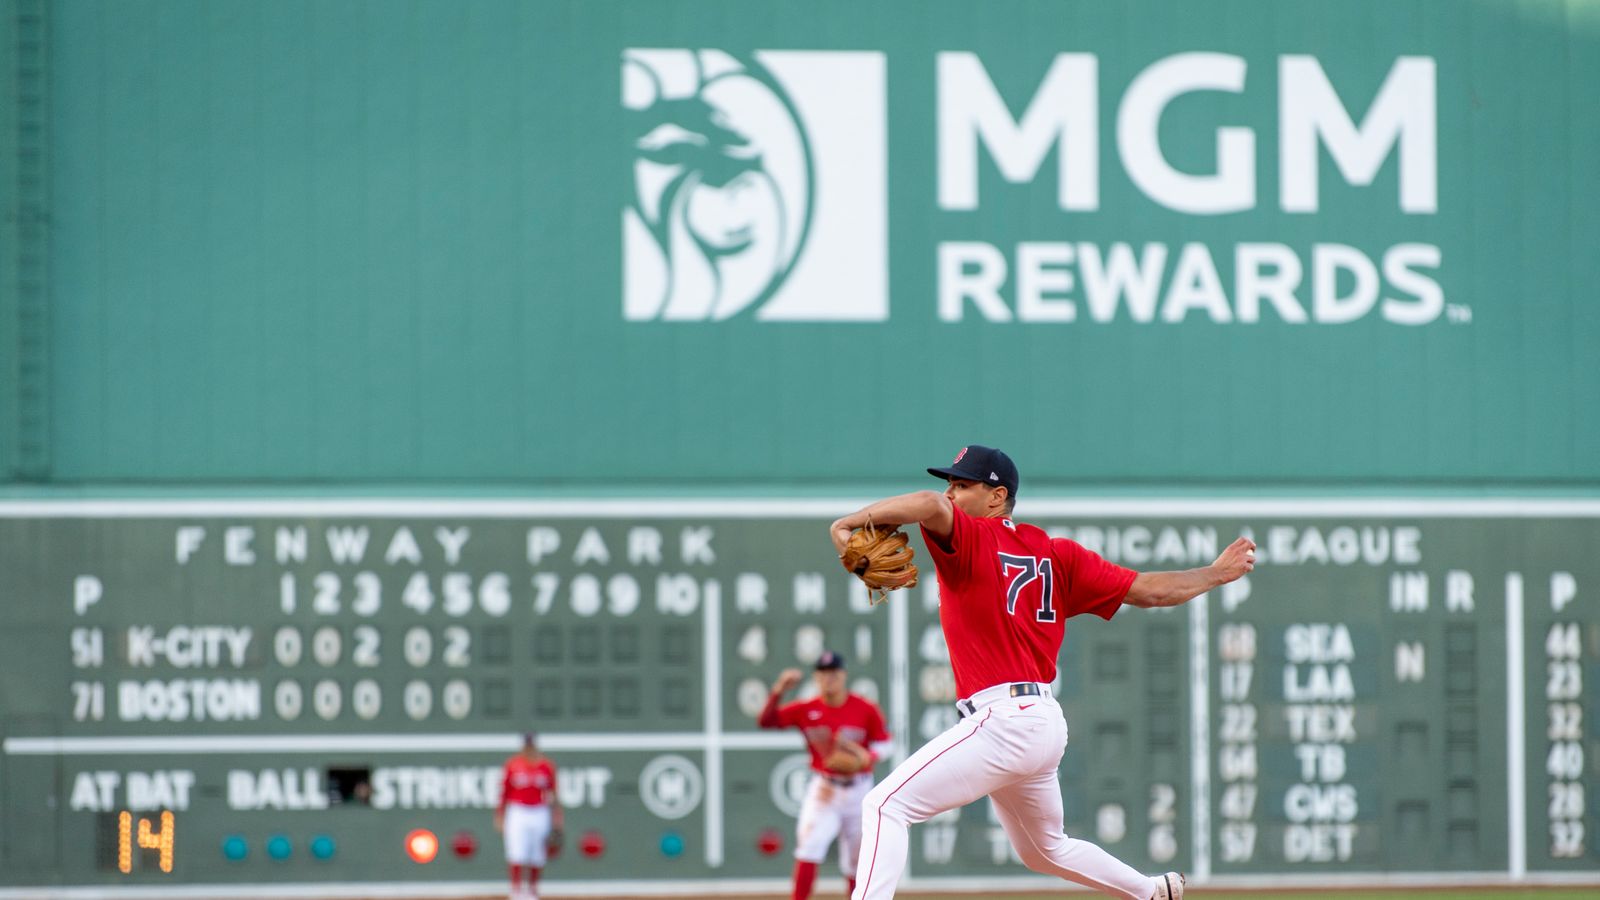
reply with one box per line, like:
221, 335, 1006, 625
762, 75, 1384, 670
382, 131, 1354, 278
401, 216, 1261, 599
495, 732, 563, 900
760, 651, 893, 900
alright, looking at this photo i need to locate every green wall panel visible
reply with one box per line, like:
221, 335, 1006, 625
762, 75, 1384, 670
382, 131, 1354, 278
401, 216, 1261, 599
27, 0, 1600, 485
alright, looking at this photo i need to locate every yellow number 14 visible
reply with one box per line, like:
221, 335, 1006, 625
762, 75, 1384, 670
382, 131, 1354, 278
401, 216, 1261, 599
117, 810, 174, 874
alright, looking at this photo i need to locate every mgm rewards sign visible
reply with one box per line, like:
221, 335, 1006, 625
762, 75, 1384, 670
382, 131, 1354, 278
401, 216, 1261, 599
623, 49, 1441, 326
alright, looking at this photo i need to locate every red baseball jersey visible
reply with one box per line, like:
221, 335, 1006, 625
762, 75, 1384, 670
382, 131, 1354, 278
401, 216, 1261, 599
758, 693, 889, 775
922, 506, 1137, 698
498, 755, 556, 810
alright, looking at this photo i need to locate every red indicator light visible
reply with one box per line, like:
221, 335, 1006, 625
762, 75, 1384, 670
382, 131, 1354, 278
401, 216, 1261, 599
579, 830, 606, 858
451, 830, 477, 859
404, 829, 439, 864
757, 828, 783, 856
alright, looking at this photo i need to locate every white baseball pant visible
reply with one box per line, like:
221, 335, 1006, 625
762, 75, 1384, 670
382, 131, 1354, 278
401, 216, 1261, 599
852, 685, 1158, 900
503, 802, 551, 866
795, 771, 873, 874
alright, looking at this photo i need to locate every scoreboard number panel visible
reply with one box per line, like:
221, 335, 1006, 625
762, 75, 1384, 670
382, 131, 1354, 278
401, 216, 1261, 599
0, 499, 1596, 895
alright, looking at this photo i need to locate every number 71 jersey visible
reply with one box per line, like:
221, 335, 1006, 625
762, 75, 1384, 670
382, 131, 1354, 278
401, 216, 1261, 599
920, 506, 1138, 699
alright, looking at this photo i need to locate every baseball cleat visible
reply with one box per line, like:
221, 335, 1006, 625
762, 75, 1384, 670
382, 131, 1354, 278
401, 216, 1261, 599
1153, 871, 1185, 900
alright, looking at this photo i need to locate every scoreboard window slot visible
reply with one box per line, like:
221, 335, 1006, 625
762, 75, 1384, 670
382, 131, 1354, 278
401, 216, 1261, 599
483, 627, 511, 665
327, 767, 373, 805
573, 682, 601, 717
1146, 706, 1180, 749
533, 628, 564, 664
611, 679, 640, 718
1394, 799, 1429, 839
1093, 643, 1129, 681
1444, 623, 1476, 655
1446, 820, 1479, 860
662, 679, 690, 717
661, 626, 691, 665
1094, 722, 1130, 762
1147, 686, 1181, 708
572, 626, 601, 664
1446, 781, 1478, 818
1150, 750, 1179, 777
535, 679, 563, 717
1146, 625, 1180, 664
95, 812, 121, 871
1445, 653, 1477, 695
484, 679, 511, 718
1393, 720, 1429, 758
612, 626, 640, 664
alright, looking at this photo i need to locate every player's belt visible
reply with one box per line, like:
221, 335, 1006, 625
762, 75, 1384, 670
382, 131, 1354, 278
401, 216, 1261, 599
956, 681, 1048, 718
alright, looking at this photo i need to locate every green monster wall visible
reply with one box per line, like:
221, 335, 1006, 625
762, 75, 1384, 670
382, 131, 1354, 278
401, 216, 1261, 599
2, 1, 1598, 896
1, 499, 1597, 894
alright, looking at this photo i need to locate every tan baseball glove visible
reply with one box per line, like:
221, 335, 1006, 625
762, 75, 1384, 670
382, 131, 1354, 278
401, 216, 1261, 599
823, 740, 873, 775
840, 524, 919, 604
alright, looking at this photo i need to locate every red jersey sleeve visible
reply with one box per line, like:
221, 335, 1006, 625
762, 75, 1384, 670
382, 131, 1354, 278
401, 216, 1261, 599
920, 504, 981, 584
757, 699, 810, 728
779, 700, 809, 726
867, 702, 889, 743
758, 694, 813, 728
1051, 537, 1137, 620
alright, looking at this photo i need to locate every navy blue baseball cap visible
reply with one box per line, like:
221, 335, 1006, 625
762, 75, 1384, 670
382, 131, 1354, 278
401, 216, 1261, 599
928, 445, 1020, 498
815, 650, 846, 671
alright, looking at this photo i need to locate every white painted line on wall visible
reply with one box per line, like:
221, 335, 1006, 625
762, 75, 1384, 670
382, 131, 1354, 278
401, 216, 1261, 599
1188, 592, 1212, 881
3, 731, 799, 756
704, 573, 725, 868
3, 496, 1600, 518
1506, 572, 1527, 878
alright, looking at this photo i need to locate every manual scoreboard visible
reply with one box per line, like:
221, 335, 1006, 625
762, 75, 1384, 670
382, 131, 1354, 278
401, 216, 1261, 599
1, 498, 1596, 894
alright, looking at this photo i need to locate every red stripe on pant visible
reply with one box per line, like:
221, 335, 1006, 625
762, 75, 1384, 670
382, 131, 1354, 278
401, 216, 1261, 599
857, 708, 993, 898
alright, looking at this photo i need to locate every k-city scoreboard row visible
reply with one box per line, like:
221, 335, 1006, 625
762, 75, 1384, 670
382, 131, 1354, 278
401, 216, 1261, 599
1, 499, 1596, 894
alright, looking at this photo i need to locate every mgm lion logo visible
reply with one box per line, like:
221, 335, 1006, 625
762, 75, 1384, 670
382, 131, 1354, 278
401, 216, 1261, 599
622, 49, 888, 322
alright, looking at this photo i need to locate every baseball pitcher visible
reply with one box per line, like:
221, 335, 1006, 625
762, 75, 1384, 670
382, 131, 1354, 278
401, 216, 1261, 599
832, 445, 1256, 900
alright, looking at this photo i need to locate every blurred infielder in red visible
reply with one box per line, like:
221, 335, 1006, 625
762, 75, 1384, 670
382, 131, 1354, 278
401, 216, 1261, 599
830, 446, 1256, 900
495, 732, 564, 900
759, 651, 893, 900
